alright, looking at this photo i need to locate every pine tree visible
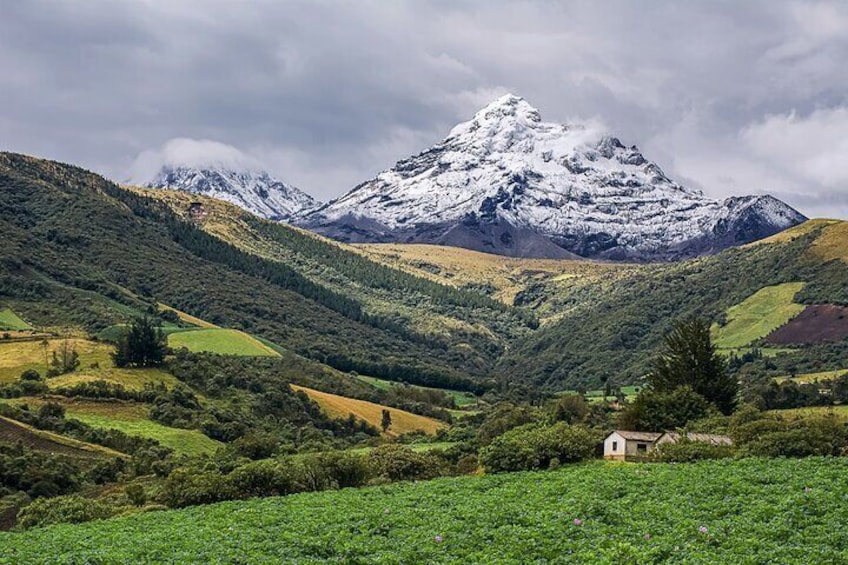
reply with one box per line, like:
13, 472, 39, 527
380, 409, 392, 433
113, 316, 167, 368
648, 317, 737, 414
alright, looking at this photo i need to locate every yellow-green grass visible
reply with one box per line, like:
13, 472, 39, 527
291, 385, 446, 437
12, 397, 221, 456
47, 366, 181, 391
354, 242, 625, 305
770, 405, 848, 421
774, 369, 848, 384
809, 220, 848, 263
157, 303, 218, 328
356, 375, 478, 407
0, 338, 113, 383
0, 308, 32, 331
168, 329, 280, 357
711, 282, 806, 349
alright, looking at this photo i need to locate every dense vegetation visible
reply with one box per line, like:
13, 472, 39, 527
1, 458, 846, 563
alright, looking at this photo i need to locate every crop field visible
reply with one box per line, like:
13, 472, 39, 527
711, 282, 806, 349
357, 375, 478, 407
0, 338, 113, 383
774, 368, 848, 384
0, 308, 32, 331
1, 458, 846, 563
290, 385, 446, 436
167, 329, 280, 357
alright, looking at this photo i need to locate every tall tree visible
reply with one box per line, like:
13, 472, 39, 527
113, 316, 167, 368
380, 409, 392, 433
648, 317, 737, 414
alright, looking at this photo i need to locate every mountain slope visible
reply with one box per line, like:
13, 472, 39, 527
301, 94, 805, 260
0, 153, 524, 390
146, 165, 319, 221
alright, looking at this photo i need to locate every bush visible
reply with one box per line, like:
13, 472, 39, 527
651, 440, 735, 462
618, 386, 714, 432
17, 495, 116, 530
367, 445, 443, 482
741, 417, 847, 458
480, 423, 599, 473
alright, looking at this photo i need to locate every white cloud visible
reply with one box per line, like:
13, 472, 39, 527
127, 138, 265, 184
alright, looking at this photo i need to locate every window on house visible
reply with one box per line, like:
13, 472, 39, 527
612, 441, 618, 451
637, 443, 647, 453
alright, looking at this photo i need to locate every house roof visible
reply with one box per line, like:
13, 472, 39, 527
607, 430, 663, 442
659, 432, 733, 445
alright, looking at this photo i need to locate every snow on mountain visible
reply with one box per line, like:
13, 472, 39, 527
138, 139, 319, 221
300, 94, 806, 260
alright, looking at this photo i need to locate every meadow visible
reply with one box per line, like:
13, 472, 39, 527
167, 329, 280, 357
1, 458, 845, 564
0, 338, 113, 383
710, 282, 806, 349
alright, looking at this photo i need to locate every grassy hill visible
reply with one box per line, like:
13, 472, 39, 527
167, 328, 280, 357
496, 220, 848, 390
710, 282, 807, 349
0, 457, 845, 563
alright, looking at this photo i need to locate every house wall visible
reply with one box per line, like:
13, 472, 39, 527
603, 433, 626, 460
625, 439, 655, 457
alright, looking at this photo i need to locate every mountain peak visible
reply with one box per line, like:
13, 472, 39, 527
145, 164, 319, 221
299, 98, 805, 260
475, 94, 541, 123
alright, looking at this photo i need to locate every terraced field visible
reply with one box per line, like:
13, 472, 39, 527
290, 385, 446, 436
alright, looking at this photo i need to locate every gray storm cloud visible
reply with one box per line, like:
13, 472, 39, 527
0, 0, 846, 218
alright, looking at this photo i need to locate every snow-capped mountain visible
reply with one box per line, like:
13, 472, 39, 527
299, 94, 805, 260
145, 165, 319, 221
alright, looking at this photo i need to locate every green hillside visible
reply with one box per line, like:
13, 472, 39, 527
1, 458, 845, 564
710, 282, 806, 349
167, 328, 280, 357
497, 220, 848, 389
0, 308, 31, 331
0, 153, 527, 391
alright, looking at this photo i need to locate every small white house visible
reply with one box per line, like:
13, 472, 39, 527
603, 431, 663, 461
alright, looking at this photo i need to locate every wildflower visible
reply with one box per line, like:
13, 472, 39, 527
435, 535, 443, 543
804, 487, 812, 493
643, 533, 651, 540
573, 518, 583, 526
698, 526, 708, 535
383, 508, 390, 514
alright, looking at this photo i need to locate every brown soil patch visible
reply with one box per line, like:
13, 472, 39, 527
766, 304, 848, 345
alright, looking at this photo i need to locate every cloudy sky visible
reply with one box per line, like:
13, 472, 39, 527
1, 1, 846, 218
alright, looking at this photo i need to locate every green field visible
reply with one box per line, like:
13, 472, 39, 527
357, 375, 478, 407
0, 338, 113, 383
711, 282, 806, 349
66, 411, 222, 456
0, 308, 32, 331
1, 458, 846, 563
168, 329, 280, 357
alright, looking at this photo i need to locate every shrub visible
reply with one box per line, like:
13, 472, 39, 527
741, 417, 847, 458
367, 445, 443, 482
480, 423, 599, 473
618, 386, 714, 432
17, 495, 116, 530
651, 440, 735, 462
